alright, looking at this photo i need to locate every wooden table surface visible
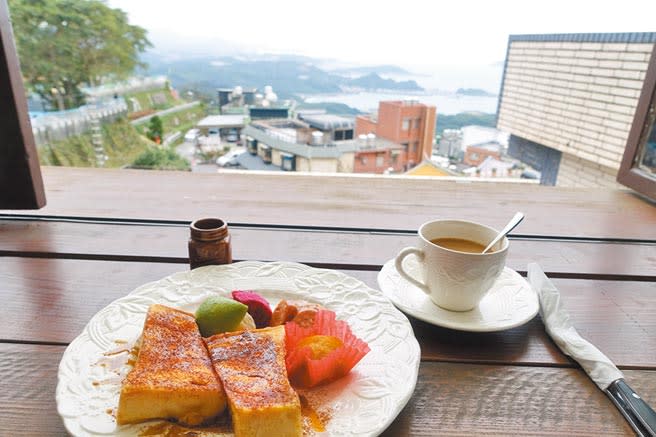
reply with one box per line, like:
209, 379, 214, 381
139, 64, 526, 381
1, 167, 655, 436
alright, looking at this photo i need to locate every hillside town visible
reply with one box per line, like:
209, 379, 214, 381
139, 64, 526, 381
26, 31, 656, 190
32, 76, 540, 182
183, 85, 537, 181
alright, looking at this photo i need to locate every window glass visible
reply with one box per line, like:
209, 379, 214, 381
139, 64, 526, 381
636, 116, 656, 175
5, 1, 654, 188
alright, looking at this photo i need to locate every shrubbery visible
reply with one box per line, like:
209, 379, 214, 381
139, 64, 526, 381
131, 147, 190, 171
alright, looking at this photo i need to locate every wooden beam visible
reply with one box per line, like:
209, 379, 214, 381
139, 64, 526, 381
0, 220, 654, 280
4, 167, 656, 240
0, 0, 45, 209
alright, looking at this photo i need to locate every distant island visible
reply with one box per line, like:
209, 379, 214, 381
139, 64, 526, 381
345, 73, 422, 92
331, 64, 412, 76
455, 88, 497, 97
436, 112, 496, 133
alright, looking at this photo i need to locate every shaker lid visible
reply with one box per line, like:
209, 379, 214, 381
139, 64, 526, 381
190, 218, 228, 241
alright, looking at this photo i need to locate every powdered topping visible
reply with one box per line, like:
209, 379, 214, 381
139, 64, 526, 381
205, 327, 299, 409
123, 305, 220, 391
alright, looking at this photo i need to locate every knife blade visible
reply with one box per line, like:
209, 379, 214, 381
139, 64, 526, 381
527, 263, 656, 437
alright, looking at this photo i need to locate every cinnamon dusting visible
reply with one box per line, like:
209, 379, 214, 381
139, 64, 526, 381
299, 394, 326, 433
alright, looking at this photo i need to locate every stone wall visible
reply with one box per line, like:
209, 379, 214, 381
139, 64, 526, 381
557, 152, 624, 188
497, 33, 655, 187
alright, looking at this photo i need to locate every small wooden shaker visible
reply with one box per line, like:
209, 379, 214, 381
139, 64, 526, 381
188, 218, 232, 269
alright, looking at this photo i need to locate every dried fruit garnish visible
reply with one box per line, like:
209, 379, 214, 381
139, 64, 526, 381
296, 335, 343, 360
231, 290, 272, 328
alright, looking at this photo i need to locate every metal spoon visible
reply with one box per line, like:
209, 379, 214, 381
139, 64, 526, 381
482, 212, 525, 254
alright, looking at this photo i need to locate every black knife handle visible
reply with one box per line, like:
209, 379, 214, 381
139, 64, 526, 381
606, 379, 656, 437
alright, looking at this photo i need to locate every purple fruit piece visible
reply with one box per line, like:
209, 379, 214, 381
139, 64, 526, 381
231, 290, 272, 328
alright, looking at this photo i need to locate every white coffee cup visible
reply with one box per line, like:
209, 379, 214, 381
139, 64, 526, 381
394, 219, 509, 312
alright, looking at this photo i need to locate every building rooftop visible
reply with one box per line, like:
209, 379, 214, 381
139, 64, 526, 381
349, 136, 404, 152
299, 113, 355, 131
468, 141, 502, 152
245, 118, 405, 161
508, 32, 656, 44
243, 124, 360, 159
477, 156, 515, 172
197, 115, 247, 128
405, 160, 453, 177
256, 119, 309, 130
295, 109, 327, 118
380, 100, 435, 108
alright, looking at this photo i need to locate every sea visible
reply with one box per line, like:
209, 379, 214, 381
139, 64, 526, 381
303, 91, 498, 115
302, 64, 503, 115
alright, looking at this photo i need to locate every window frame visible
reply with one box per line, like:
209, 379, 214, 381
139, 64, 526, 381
617, 43, 656, 201
0, 0, 45, 209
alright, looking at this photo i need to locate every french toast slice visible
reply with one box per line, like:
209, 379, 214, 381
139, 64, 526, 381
116, 304, 226, 426
205, 325, 302, 437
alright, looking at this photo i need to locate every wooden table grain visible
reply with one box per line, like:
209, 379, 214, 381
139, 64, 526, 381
1, 169, 655, 436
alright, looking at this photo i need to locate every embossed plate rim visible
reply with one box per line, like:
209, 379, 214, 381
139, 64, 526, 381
56, 261, 421, 437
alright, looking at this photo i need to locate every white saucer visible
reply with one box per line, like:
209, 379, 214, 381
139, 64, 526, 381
377, 257, 539, 332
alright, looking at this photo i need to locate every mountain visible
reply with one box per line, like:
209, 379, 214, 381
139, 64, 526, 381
142, 53, 423, 99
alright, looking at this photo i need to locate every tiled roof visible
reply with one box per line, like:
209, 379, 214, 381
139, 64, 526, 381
508, 32, 656, 44
405, 160, 453, 177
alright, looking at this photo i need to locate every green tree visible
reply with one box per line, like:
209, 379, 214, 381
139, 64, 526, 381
8, 0, 151, 109
147, 116, 164, 143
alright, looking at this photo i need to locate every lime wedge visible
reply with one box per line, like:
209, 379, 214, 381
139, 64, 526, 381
195, 295, 248, 337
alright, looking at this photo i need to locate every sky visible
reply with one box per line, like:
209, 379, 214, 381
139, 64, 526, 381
108, 0, 656, 72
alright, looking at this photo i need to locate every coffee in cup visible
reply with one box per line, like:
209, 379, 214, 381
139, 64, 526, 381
394, 219, 508, 311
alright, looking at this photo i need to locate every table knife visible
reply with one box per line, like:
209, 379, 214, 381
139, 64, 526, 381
528, 263, 656, 437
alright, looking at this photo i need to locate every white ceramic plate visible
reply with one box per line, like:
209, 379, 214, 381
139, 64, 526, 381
377, 257, 539, 332
56, 261, 421, 437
